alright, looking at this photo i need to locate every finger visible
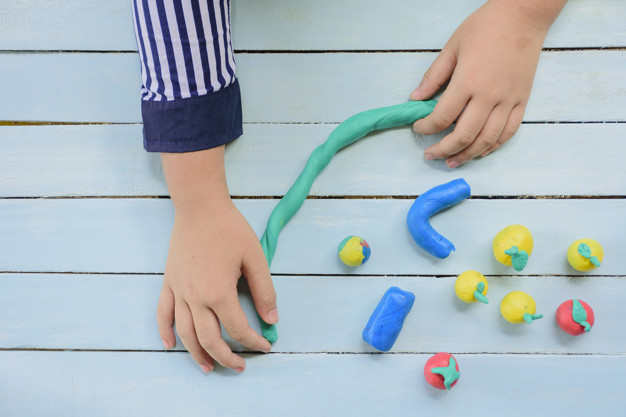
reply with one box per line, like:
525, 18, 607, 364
446, 104, 509, 167
423, 99, 492, 162
481, 103, 525, 157
211, 288, 272, 353
174, 299, 215, 373
192, 305, 247, 372
242, 245, 278, 325
156, 282, 176, 350
410, 48, 457, 100
413, 85, 470, 136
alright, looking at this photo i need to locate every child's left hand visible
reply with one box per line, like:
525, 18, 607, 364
410, 0, 566, 168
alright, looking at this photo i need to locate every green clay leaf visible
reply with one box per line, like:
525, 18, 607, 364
590, 256, 601, 267
581, 321, 592, 332
473, 290, 489, 304
571, 299, 588, 326
431, 357, 460, 390
504, 246, 519, 256
578, 243, 592, 258
511, 250, 529, 271
473, 282, 488, 303
523, 313, 543, 324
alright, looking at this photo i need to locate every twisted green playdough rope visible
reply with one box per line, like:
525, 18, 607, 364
257, 100, 437, 343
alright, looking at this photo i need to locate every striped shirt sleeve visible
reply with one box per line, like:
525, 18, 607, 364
131, 0, 242, 153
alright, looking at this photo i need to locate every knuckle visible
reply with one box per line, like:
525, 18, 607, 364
480, 132, 500, 146
197, 336, 217, 352
202, 292, 223, 307
176, 328, 193, 341
434, 113, 454, 129
261, 292, 277, 306
456, 133, 475, 147
422, 69, 436, 85
227, 329, 244, 342
501, 124, 519, 140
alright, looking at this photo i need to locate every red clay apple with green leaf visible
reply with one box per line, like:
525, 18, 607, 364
555, 299, 595, 336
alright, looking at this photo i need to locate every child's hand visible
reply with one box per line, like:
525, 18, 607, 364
158, 148, 278, 373
410, 0, 566, 168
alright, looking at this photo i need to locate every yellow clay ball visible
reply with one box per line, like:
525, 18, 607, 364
492, 225, 533, 271
455, 270, 488, 304
500, 291, 540, 324
567, 238, 603, 271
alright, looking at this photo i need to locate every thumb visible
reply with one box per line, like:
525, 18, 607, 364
410, 48, 457, 101
242, 245, 279, 325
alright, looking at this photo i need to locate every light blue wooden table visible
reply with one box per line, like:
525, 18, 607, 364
1, 1, 626, 415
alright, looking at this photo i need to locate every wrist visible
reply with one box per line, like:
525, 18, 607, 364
161, 146, 233, 216
490, 0, 567, 32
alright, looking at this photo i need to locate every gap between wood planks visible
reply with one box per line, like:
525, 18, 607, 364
1, 271, 623, 278
0, 348, 623, 356
2, 121, 625, 126
1, 195, 625, 200
1, 47, 625, 54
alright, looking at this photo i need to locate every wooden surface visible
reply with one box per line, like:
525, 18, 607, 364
1, 1, 625, 416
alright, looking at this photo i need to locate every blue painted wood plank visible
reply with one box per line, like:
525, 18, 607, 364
1, 123, 625, 197
1, 274, 624, 354
1, 351, 624, 416
2, 0, 625, 50
1, 52, 624, 123
0, 199, 623, 276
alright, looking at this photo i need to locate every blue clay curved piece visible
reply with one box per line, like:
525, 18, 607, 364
407, 178, 471, 258
362, 287, 415, 352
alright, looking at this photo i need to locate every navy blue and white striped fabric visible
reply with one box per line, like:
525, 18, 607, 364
131, 0, 242, 153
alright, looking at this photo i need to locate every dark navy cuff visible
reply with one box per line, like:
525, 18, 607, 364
141, 79, 243, 153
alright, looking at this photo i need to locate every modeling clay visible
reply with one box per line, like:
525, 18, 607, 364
556, 299, 595, 335
406, 178, 471, 258
362, 286, 415, 351
338, 236, 371, 266
424, 353, 460, 390
500, 291, 543, 324
258, 100, 436, 342
567, 238, 603, 271
492, 225, 533, 271
455, 270, 489, 304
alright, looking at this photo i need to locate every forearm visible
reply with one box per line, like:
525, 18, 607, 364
488, 0, 568, 31
161, 146, 231, 216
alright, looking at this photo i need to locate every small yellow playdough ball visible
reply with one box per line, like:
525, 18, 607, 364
454, 270, 489, 304
567, 238, 603, 271
338, 236, 371, 267
492, 225, 534, 271
500, 291, 543, 324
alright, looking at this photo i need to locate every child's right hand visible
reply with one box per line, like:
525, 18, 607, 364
158, 148, 278, 373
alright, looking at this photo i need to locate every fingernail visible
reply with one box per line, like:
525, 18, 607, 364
267, 308, 279, 324
200, 364, 213, 373
162, 339, 171, 350
480, 151, 491, 157
424, 153, 435, 161
234, 367, 245, 373
447, 160, 460, 169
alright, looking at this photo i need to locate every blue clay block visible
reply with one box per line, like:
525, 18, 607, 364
362, 287, 415, 351
406, 178, 471, 259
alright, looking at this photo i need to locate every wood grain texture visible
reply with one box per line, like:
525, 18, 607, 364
1, 351, 624, 417
0, 198, 623, 276
2, 0, 625, 51
1, 123, 625, 197
1, 273, 624, 353
1, 52, 625, 123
